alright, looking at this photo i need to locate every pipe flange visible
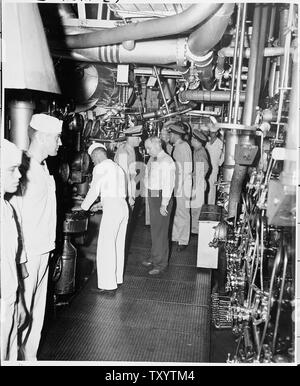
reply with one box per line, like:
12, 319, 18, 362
177, 37, 188, 67
185, 46, 213, 67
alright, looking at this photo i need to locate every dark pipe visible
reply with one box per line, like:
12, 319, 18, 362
243, 5, 262, 126
187, 3, 235, 90
61, 4, 221, 49
188, 3, 235, 56
253, 5, 270, 117
179, 90, 246, 103
228, 5, 263, 219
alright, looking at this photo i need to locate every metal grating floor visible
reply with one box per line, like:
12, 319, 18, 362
39, 216, 211, 363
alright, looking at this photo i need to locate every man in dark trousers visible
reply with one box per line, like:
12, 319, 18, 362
143, 137, 176, 275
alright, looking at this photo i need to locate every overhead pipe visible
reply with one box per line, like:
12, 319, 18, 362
186, 3, 235, 89
233, 3, 247, 124
228, 4, 264, 219
59, 3, 221, 49
219, 46, 286, 58
253, 5, 270, 114
52, 38, 188, 66
53, 4, 234, 91
228, 3, 242, 122
263, 4, 277, 89
179, 90, 246, 103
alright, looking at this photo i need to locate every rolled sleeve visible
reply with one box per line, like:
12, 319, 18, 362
81, 168, 102, 210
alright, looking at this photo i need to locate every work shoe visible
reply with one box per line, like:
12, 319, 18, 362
142, 261, 152, 267
148, 268, 161, 275
96, 288, 117, 295
176, 245, 188, 252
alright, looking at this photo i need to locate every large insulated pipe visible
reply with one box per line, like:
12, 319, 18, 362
188, 4, 234, 57
219, 46, 286, 58
253, 5, 270, 114
52, 38, 187, 66
186, 3, 234, 89
60, 3, 221, 49
228, 4, 263, 219
9, 100, 35, 150
179, 90, 246, 103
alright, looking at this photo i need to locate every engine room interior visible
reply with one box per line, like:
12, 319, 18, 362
1, 1, 299, 366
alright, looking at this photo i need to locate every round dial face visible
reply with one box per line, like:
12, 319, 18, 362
59, 162, 70, 183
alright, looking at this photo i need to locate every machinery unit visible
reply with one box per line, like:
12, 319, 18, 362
2, 1, 298, 364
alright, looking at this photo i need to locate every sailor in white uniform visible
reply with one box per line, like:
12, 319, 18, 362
81, 144, 129, 292
11, 114, 63, 360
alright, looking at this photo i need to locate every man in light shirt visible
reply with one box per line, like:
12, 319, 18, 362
81, 144, 129, 292
144, 137, 176, 275
10, 113, 63, 360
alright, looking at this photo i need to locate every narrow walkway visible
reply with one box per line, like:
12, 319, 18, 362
39, 215, 211, 362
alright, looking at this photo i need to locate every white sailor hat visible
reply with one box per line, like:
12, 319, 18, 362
87, 142, 107, 156
124, 125, 143, 137
2, 139, 22, 166
30, 114, 63, 134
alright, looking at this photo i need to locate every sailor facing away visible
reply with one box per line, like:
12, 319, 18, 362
81, 144, 129, 292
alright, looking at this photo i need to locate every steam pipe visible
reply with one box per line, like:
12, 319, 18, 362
187, 3, 234, 57
264, 5, 277, 88
228, 3, 241, 122
9, 100, 35, 151
52, 38, 188, 66
228, 4, 262, 219
179, 90, 246, 103
219, 46, 286, 58
233, 3, 247, 124
253, 5, 270, 116
186, 3, 235, 90
60, 3, 221, 49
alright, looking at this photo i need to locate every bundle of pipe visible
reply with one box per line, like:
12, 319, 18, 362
227, 4, 269, 219
51, 3, 234, 90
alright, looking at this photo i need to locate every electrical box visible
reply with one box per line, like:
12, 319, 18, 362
197, 221, 219, 269
117, 64, 130, 85
196, 205, 221, 269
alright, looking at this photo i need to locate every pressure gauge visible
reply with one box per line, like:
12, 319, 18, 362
59, 162, 70, 183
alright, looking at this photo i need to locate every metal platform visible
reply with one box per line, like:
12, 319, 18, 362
39, 217, 211, 363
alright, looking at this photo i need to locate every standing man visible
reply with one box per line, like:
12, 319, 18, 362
1, 139, 27, 361
11, 113, 63, 361
160, 123, 173, 155
144, 137, 175, 275
190, 129, 210, 234
81, 144, 128, 292
114, 125, 142, 209
204, 119, 224, 205
169, 123, 193, 251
